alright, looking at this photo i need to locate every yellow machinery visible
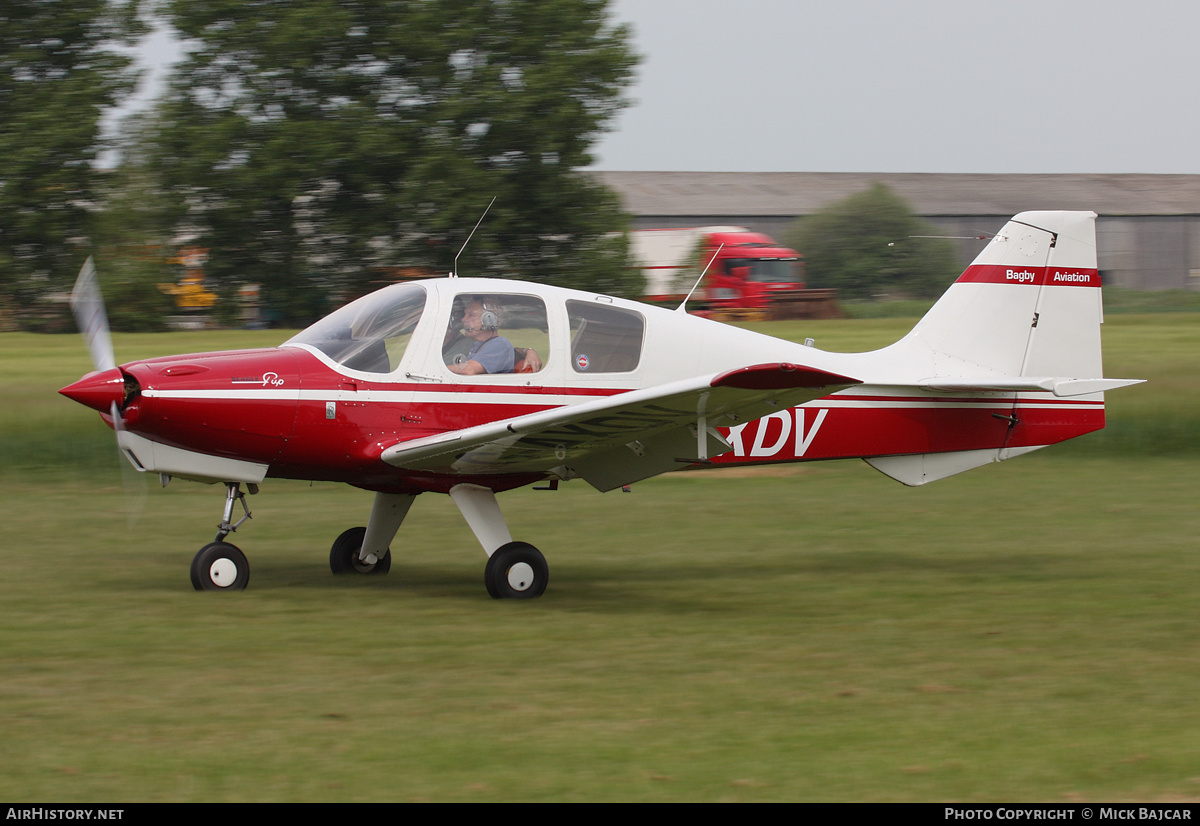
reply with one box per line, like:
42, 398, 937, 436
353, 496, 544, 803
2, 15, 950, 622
160, 247, 218, 311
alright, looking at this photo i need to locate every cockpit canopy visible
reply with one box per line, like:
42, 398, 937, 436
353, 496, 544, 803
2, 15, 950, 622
284, 283, 426, 374
284, 280, 647, 378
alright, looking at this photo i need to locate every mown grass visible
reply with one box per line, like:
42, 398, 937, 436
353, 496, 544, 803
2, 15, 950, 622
4, 459, 1200, 801
2, 313, 1198, 801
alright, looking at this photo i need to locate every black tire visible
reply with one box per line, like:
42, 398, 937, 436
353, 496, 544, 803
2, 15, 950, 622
484, 542, 548, 599
329, 527, 392, 575
191, 542, 250, 591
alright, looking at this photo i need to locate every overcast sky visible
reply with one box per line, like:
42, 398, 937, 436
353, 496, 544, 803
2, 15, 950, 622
126, 0, 1200, 175
593, 0, 1200, 173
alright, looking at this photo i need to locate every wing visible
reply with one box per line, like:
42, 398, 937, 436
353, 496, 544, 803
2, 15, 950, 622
380, 363, 859, 491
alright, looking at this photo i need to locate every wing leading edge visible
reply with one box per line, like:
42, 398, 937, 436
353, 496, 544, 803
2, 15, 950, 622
380, 363, 859, 491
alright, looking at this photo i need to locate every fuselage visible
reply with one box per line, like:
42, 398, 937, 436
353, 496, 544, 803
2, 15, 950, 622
60, 276, 1105, 493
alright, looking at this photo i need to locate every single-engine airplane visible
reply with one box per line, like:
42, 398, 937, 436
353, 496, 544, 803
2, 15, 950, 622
61, 211, 1140, 597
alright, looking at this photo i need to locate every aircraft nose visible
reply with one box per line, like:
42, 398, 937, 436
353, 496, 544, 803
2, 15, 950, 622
60, 367, 126, 413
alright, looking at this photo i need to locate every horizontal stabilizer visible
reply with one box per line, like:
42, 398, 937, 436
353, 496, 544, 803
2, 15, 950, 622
919, 377, 1144, 397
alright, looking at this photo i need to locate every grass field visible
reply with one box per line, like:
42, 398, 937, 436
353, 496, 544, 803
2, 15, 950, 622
2, 312, 1198, 801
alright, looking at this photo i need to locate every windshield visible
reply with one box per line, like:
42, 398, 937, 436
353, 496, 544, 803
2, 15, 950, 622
284, 283, 427, 374
725, 257, 801, 283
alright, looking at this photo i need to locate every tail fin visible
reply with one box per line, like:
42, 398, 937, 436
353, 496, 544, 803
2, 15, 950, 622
709, 211, 1140, 484
864, 211, 1140, 485
902, 210, 1104, 380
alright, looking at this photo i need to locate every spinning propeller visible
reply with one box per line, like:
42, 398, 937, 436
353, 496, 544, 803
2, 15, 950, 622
69, 258, 115, 373
65, 258, 146, 526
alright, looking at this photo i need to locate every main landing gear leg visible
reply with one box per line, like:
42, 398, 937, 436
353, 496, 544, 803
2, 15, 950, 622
329, 492, 415, 575
449, 483, 548, 600
190, 482, 257, 592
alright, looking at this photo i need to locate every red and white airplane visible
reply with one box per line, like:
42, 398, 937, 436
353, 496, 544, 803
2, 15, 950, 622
61, 211, 1139, 597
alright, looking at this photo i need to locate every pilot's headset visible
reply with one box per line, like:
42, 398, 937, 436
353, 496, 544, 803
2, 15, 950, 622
474, 297, 500, 332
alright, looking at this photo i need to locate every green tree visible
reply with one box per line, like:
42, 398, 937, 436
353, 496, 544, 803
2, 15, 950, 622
146, 0, 638, 326
786, 183, 960, 301
90, 117, 178, 332
0, 0, 142, 330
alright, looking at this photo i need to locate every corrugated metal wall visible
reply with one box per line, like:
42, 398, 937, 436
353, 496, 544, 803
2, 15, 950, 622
608, 173, 1200, 290
628, 213, 1200, 290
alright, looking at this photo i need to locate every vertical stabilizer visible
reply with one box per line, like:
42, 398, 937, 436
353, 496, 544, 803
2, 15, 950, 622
864, 211, 1109, 485
710, 211, 1137, 486
899, 211, 1101, 380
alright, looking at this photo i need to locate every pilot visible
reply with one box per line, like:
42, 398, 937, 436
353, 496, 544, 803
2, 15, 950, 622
448, 298, 542, 375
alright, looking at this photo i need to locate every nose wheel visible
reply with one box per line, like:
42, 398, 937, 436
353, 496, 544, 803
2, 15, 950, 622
190, 481, 255, 591
191, 542, 250, 591
485, 542, 548, 599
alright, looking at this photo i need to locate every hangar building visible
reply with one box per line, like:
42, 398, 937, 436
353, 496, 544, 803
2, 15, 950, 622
595, 172, 1200, 290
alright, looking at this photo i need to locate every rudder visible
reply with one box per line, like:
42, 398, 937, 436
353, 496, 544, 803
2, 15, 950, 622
863, 211, 1123, 485
900, 210, 1102, 381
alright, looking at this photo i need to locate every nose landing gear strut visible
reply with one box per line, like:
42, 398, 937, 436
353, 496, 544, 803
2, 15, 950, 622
190, 482, 256, 591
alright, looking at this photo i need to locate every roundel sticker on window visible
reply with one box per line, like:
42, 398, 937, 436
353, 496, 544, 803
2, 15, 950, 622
576, 354, 590, 371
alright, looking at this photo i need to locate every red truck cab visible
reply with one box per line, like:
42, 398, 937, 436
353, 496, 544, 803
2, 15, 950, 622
699, 230, 805, 311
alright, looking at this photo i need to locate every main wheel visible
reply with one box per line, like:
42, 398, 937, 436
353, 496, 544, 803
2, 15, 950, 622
484, 542, 548, 599
329, 527, 392, 575
191, 542, 250, 591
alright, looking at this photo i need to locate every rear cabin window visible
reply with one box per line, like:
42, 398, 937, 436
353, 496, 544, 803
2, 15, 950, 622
567, 300, 644, 373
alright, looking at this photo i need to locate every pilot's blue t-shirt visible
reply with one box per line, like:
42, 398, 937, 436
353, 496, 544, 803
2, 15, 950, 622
467, 336, 514, 374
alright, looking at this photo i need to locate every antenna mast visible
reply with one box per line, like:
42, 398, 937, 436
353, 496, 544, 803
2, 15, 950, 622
452, 196, 497, 278
676, 243, 724, 313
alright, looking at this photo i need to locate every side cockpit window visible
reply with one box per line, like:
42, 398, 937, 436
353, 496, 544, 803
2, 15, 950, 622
284, 284, 426, 374
567, 300, 644, 373
443, 294, 550, 376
